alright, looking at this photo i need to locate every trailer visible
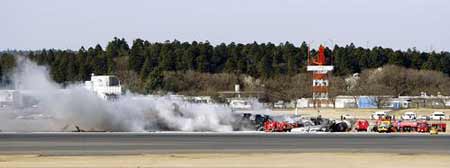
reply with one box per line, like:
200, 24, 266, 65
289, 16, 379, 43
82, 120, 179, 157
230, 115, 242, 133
398, 121, 417, 132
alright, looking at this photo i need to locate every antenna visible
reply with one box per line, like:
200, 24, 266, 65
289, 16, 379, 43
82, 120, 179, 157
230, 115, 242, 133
326, 39, 335, 48
307, 44, 310, 65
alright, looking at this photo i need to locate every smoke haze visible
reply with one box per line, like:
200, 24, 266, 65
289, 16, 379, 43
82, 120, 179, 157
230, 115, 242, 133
0, 57, 237, 132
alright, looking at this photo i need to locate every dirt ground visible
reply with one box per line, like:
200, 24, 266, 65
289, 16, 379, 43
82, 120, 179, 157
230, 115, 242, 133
273, 108, 450, 119
1, 153, 449, 168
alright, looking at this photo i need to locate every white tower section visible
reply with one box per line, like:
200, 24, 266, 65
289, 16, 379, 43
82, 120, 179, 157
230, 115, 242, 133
84, 74, 123, 100
306, 45, 334, 107
308, 66, 333, 100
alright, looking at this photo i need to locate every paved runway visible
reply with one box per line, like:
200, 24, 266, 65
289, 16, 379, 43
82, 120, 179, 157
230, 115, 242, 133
1, 132, 450, 155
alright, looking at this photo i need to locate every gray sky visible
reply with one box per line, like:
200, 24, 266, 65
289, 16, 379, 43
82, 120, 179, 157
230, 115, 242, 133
1, 0, 449, 51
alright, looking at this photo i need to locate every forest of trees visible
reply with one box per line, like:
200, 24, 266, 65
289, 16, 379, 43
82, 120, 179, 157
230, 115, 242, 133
1, 37, 450, 101
0, 53, 16, 87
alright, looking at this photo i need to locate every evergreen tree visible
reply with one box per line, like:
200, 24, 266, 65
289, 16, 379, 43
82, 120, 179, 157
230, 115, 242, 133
257, 54, 273, 78
129, 39, 145, 72
144, 68, 164, 93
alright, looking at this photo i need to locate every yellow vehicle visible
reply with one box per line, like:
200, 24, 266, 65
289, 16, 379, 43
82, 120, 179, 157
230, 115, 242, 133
372, 116, 397, 133
377, 121, 391, 133
430, 127, 439, 135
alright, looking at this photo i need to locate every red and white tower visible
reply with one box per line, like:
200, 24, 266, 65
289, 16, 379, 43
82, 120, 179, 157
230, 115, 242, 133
307, 45, 334, 108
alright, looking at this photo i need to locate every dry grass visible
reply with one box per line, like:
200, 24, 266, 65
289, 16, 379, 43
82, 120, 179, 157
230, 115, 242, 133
1, 153, 450, 168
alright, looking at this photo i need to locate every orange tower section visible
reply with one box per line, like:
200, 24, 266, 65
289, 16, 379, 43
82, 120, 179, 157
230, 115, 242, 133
307, 45, 334, 108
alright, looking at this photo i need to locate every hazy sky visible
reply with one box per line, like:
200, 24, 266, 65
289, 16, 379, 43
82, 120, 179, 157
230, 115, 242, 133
1, 0, 449, 51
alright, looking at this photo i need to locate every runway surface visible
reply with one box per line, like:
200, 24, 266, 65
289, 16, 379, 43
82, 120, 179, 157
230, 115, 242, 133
1, 132, 450, 155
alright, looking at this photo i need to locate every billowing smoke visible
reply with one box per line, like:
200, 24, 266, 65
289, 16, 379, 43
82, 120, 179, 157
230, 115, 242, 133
0, 57, 238, 132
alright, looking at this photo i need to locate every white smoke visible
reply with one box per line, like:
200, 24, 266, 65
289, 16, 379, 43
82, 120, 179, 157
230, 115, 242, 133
0, 57, 237, 132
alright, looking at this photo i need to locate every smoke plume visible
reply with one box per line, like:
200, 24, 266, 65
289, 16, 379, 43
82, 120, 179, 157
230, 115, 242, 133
0, 57, 237, 132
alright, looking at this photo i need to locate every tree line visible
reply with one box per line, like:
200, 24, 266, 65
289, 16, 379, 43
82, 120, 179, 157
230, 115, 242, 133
1, 37, 450, 100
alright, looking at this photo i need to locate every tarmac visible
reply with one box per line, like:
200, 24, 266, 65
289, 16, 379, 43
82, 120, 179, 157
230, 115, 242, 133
1, 132, 450, 155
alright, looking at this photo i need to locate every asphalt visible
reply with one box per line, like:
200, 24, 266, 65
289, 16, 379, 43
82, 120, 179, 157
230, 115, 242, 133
1, 132, 450, 155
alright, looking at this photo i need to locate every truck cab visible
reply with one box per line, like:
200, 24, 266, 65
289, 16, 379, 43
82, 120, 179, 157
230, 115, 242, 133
84, 74, 123, 100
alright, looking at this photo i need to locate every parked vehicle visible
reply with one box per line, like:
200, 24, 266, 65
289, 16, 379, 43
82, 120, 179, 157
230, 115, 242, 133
229, 99, 252, 110
416, 121, 429, 133
431, 123, 446, 132
401, 112, 417, 120
273, 101, 286, 109
430, 112, 446, 120
373, 116, 396, 133
370, 111, 389, 120
398, 121, 417, 132
355, 120, 369, 132
417, 115, 430, 121
377, 121, 392, 133
430, 127, 439, 135
341, 114, 354, 120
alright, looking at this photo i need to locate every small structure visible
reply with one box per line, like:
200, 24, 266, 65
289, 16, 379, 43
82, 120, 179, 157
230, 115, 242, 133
334, 96, 357, 108
386, 98, 410, 109
399, 93, 450, 108
296, 98, 310, 108
84, 74, 122, 100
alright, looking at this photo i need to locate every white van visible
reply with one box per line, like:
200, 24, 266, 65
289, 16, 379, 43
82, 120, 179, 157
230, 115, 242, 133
430, 112, 446, 120
401, 112, 417, 120
371, 111, 388, 120
229, 99, 252, 110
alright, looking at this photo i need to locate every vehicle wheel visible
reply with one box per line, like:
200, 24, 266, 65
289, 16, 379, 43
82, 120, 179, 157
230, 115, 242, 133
257, 127, 264, 131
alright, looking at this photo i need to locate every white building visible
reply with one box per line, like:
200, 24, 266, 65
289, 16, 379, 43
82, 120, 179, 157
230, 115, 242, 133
84, 74, 123, 100
0, 90, 21, 107
296, 98, 310, 108
334, 96, 357, 108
